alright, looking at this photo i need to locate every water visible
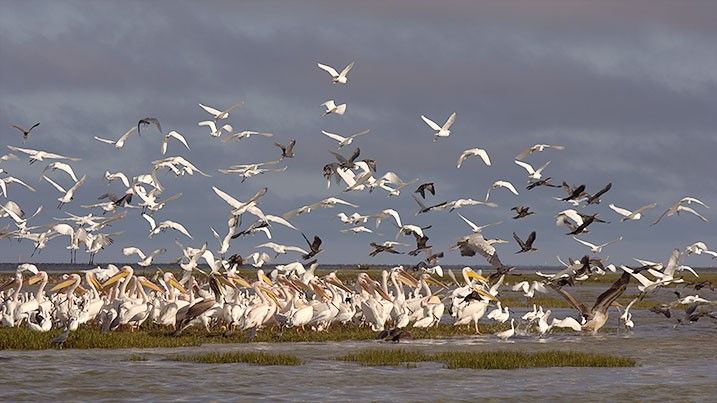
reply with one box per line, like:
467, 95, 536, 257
1, 309, 715, 401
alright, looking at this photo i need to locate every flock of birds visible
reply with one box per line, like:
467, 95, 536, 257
1, 60, 716, 345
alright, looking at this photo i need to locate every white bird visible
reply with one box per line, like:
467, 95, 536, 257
257, 242, 308, 257
456, 213, 502, 234
43, 175, 87, 208
161, 130, 190, 155
550, 316, 582, 332
573, 236, 623, 254
685, 242, 717, 258
652, 196, 710, 226
0, 176, 37, 197
443, 198, 498, 212
486, 180, 519, 201
222, 130, 274, 143
123, 247, 165, 267
104, 171, 131, 188
620, 298, 637, 329
284, 197, 358, 219
514, 160, 551, 180
247, 251, 272, 268
7, 146, 80, 164
316, 61, 355, 84
153, 156, 210, 177
495, 318, 515, 341
322, 129, 370, 149
93, 127, 137, 149
511, 281, 548, 298
515, 144, 566, 160
421, 112, 456, 141
321, 100, 347, 116
42, 162, 79, 182
609, 203, 657, 221
457, 148, 491, 168
198, 101, 244, 120
142, 213, 192, 239
198, 120, 234, 137
341, 226, 373, 234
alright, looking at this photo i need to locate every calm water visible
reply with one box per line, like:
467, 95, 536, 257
1, 309, 715, 402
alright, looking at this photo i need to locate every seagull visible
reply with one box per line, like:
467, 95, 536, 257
198, 101, 244, 120
161, 130, 190, 155
573, 236, 623, 253
93, 127, 137, 149
7, 146, 80, 164
609, 203, 657, 221
42, 162, 79, 182
457, 148, 491, 168
43, 175, 87, 208
142, 213, 193, 239
652, 197, 710, 226
515, 144, 565, 161
514, 160, 550, 180
513, 231, 537, 253
123, 247, 165, 267
322, 129, 370, 149
137, 117, 162, 135
414, 183, 435, 199
275, 139, 296, 159
317, 61, 355, 84
321, 100, 347, 116
198, 120, 233, 137
10, 122, 40, 143
421, 112, 456, 141
486, 180, 519, 201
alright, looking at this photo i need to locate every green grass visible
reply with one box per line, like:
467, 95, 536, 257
337, 348, 636, 369
170, 351, 301, 365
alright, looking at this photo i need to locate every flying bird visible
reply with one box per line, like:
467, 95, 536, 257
198, 101, 244, 120
161, 130, 190, 155
486, 180, 519, 201
515, 144, 565, 161
514, 160, 550, 180
321, 100, 347, 116
275, 139, 296, 159
609, 203, 657, 221
573, 236, 623, 254
414, 183, 435, 199
7, 146, 80, 164
43, 175, 87, 209
585, 183, 612, 205
511, 206, 534, 219
137, 117, 162, 135
457, 148, 491, 168
513, 231, 537, 253
652, 197, 710, 226
11, 122, 40, 143
421, 112, 456, 141
317, 61, 355, 84
322, 129, 371, 149
94, 127, 137, 149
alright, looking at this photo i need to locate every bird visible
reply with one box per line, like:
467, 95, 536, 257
609, 203, 657, 221
456, 213, 502, 234
302, 233, 323, 260
513, 231, 537, 253
414, 183, 435, 199
321, 100, 347, 116
137, 117, 162, 135
198, 120, 234, 137
123, 247, 165, 266
322, 129, 371, 148
161, 130, 190, 155
585, 183, 612, 205
198, 101, 244, 120
652, 197, 710, 226
561, 183, 587, 201
43, 175, 87, 208
457, 148, 491, 168
275, 139, 296, 159
7, 146, 80, 164
142, 213, 193, 239
486, 180, 519, 201
514, 160, 550, 180
515, 144, 565, 160
412, 194, 448, 215
222, 130, 274, 143
317, 61, 355, 84
93, 127, 137, 149
10, 122, 40, 143
369, 242, 403, 256
51, 327, 71, 349
421, 112, 456, 141
257, 242, 308, 257
511, 206, 534, 219
495, 318, 515, 340
573, 236, 623, 254
42, 162, 79, 182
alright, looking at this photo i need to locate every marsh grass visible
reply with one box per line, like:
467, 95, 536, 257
337, 348, 636, 369
170, 351, 301, 365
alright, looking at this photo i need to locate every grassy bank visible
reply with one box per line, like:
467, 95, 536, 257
338, 348, 636, 369
170, 351, 301, 365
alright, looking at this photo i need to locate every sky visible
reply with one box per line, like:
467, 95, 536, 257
0, 1, 715, 268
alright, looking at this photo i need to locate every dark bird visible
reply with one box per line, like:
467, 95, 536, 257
377, 328, 413, 342
330, 147, 360, 169
567, 214, 606, 235
414, 182, 435, 199
97, 192, 133, 207
412, 194, 447, 215
369, 242, 402, 257
408, 232, 432, 256
513, 231, 537, 253
511, 206, 534, 219
275, 139, 296, 159
137, 117, 162, 135
302, 233, 322, 260
526, 177, 560, 190
586, 182, 612, 205
227, 253, 244, 267
51, 327, 71, 349
174, 298, 216, 336
11, 122, 40, 143
550, 271, 631, 333
452, 233, 504, 269
561, 182, 587, 201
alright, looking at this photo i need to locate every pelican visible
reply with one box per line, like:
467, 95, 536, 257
317, 61, 355, 84
421, 112, 456, 141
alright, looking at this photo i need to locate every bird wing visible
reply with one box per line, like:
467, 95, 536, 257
265, 214, 297, 230
222, 101, 245, 114
608, 204, 632, 217
457, 212, 479, 232
550, 285, 588, 317
286, 246, 310, 255
198, 120, 218, 132
442, 112, 457, 130
420, 115, 442, 131
43, 151, 80, 161
339, 61, 355, 78
123, 247, 145, 259
512, 232, 526, 249
117, 127, 137, 144
167, 130, 190, 150
526, 231, 537, 247
573, 237, 596, 249
66, 175, 86, 194
142, 213, 157, 230
317, 63, 340, 78
591, 271, 630, 313
43, 175, 66, 193
497, 180, 519, 195
212, 186, 243, 209
514, 159, 535, 174
678, 206, 709, 222
198, 103, 223, 117
161, 221, 192, 238
93, 136, 116, 145
515, 146, 533, 161
322, 130, 347, 143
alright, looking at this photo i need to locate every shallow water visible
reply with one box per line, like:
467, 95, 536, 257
1, 309, 715, 402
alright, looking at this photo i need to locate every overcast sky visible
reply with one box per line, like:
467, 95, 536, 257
1, 1, 715, 268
